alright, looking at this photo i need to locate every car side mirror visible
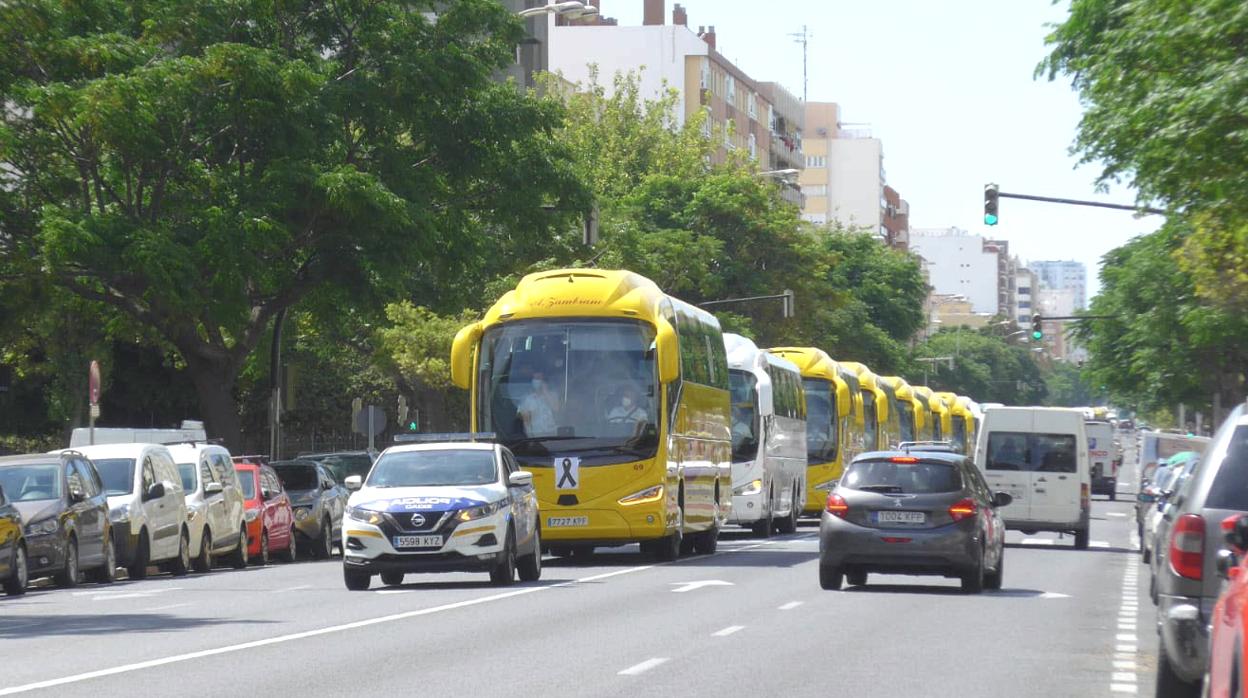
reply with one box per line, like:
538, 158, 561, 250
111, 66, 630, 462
204, 482, 224, 495
1217, 548, 1240, 581
992, 491, 1013, 508
508, 471, 534, 488
261, 488, 273, 501
144, 482, 166, 501
321, 481, 333, 491
344, 475, 362, 491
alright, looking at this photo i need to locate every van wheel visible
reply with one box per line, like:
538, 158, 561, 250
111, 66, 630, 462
168, 529, 191, 577
4, 544, 27, 596
193, 531, 213, 573
226, 526, 248, 569
86, 537, 116, 584
128, 531, 150, 580
1074, 528, 1090, 550
54, 536, 79, 588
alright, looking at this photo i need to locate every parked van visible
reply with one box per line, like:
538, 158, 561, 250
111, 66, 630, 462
166, 443, 249, 571
58, 443, 191, 577
973, 407, 1091, 548
69, 420, 207, 448
1139, 430, 1211, 486
1086, 420, 1118, 500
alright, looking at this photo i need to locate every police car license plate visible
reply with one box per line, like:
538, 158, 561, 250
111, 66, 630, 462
547, 516, 589, 528
875, 511, 925, 524
393, 535, 443, 549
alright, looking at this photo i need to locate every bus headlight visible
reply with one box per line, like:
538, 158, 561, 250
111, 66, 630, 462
733, 479, 763, 497
619, 485, 664, 506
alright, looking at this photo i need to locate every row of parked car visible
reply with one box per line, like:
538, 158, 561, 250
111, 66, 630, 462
1129, 407, 1248, 697
0, 438, 376, 596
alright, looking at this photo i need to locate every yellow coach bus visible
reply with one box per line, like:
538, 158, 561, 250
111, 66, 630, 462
879, 376, 920, 445
768, 347, 854, 516
450, 269, 730, 561
935, 392, 978, 454
911, 386, 949, 442
839, 362, 891, 451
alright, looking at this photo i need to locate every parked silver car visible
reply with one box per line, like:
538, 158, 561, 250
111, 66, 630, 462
271, 460, 347, 559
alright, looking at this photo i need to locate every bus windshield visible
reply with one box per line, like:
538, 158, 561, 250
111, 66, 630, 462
729, 369, 760, 464
478, 319, 659, 461
862, 392, 878, 450
803, 378, 838, 464
898, 403, 916, 442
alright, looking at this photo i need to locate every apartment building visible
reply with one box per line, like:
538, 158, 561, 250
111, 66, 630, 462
910, 228, 1001, 315
1029, 260, 1088, 311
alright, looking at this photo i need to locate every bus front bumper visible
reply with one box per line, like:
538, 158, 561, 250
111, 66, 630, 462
539, 504, 671, 543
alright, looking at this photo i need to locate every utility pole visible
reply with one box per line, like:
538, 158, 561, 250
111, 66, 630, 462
789, 25, 809, 101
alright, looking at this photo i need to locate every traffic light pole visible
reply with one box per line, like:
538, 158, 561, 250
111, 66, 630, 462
700, 290, 795, 318
997, 192, 1165, 215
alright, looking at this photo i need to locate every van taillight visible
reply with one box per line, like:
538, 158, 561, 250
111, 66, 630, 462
825, 493, 848, 518
948, 498, 977, 522
1080, 483, 1090, 510
1169, 514, 1205, 581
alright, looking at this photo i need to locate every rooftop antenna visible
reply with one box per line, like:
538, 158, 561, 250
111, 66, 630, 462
788, 25, 810, 101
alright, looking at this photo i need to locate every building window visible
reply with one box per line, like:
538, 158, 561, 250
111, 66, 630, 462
1018, 301, 1031, 309
748, 92, 757, 118
700, 59, 710, 90
768, 104, 776, 132
726, 75, 736, 104
802, 184, 827, 196
1018, 286, 1031, 295
806, 155, 826, 168
748, 132, 757, 159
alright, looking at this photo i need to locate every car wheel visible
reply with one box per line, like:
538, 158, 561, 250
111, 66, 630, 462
128, 531, 150, 580
193, 531, 213, 573
226, 526, 248, 569
1074, 527, 1090, 550
168, 529, 191, 577
819, 564, 843, 591
344, 567, 371, 591
1142, 545, 1151, 564
253, 530, 269, 567
846, 570, 867, 587
54, 536, 80, 588
984, 549, 1004, 590
1110, 487, 1117, 502
518, 526, 542, 582
282, 528, 298, 563
1157, 642, 1201, 697
776, 481, 800, 534
489, 528, 517, 586
380, 571, 404, 587
87, 537, 116, 584
961, 548, 985, 594
313, 519, 332, 560
3, 543, 27, 596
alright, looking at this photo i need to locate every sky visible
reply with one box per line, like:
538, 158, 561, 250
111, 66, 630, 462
595, 0, 1161, 299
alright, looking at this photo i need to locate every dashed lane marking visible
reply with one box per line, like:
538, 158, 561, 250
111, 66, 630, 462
778, 601, 803, 611
712, 625, 744, 637
618, 658, 669, 676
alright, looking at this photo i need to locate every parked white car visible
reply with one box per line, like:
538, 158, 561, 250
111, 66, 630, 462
167, 443, 249, 571
57, 443, 191, 577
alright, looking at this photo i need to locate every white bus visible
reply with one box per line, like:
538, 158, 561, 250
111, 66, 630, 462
724, 334, 808, 536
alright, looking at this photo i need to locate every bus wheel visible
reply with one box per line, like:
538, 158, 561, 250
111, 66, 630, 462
776, 481, 800, 534
751, 487, 774, 537
655, 528, 682, 561
692, 526, 719, 555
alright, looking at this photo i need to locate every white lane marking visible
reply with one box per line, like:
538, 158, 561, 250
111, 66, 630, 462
1018, 538, 1055, 545
144, 603, 190, 612
1106, 513, 1127, 518
374, 589, 414, 595
778, 601, 803, 611
76, 587, 182, 598
712, 625, 745, 637
1111, 683, 1138, 694
1038, 592, 1071, 599
92, 593, 152, 601
0, 564, 659, 695
1091, 540, 1110, 548
1112, 672, 1136, 683
670, 580, 734, 593
618, 658, 669, 676
1114, 660, 1137, 670
1116, 633, 1137, 642
1116, 645, 1137, 653
272, 585, 312, 593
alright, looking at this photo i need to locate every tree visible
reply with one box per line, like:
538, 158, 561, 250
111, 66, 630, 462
912, 329, 1048, 405
0, 0, 587, 447
1039, 0, 1248, 310
1041, 361, 1099, 408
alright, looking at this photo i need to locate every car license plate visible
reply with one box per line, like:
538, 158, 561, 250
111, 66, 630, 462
547, 516, 589, 528
393, 535, 443, 549
876, 511, 925, 524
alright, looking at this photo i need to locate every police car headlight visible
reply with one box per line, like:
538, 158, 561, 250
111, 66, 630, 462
347, 506, 385, 526
457, 501, 504, 522
294, 507, 311, 521
733, 479, 762, 497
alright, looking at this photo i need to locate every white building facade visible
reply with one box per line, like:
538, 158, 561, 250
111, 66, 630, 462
1028, 260, 1088, 311
910, 228, 1001, 315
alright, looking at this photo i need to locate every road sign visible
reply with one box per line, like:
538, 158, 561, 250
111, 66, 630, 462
89, 404, 100, 419
89, 360, 101, 406
353, 405, 386, 436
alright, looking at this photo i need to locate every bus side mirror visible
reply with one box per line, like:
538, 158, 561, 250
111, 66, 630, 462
450, 322, 482, 390
656, 321, 680, 384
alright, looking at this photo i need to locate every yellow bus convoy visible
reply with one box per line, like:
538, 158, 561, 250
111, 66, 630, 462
451, 269, 731, 560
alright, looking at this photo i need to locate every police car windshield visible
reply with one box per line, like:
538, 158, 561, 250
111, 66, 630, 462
367, 450, 498, 487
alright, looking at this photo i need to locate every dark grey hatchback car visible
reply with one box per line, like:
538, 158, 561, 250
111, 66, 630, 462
819, 450, 1012, 593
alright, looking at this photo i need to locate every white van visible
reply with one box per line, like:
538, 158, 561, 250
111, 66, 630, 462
1086, 420, 1118, 500
973, 407, 1091, 548
166, 443, 250, 570
724, 334, 807, 536
59, 443, 191, 577
69, 421, 207, 448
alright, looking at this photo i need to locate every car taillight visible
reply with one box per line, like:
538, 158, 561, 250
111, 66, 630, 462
825, 493, 848, 518
1080, 483, 1090, 510
948, 498, 977, 522
1169, 513, 1205, 581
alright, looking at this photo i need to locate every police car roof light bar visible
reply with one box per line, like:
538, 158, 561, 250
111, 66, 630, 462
393, 432, 498, 444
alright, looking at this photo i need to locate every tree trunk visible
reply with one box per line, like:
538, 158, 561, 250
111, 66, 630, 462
182, 352, 244, 452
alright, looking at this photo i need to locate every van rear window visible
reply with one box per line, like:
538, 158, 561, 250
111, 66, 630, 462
1204, 427, 1248, 510
987, 432, 1078, 473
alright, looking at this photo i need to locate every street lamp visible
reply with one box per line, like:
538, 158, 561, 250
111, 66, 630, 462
517, 1, 599, 19
758, 169, 799, 178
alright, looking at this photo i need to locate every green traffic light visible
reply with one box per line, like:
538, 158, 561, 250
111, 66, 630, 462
407, 421, 418, 431
1031, 330, 1043, 341
984, 213, 998, 226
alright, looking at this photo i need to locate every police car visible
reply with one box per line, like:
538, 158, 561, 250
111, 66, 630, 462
340, 435, 541, 591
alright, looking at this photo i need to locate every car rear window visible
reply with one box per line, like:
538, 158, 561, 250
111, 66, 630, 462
842, 459, 963, 494
986, 432, 1078, 473
237, 471, 257, 500
272, 464, 318, 491
1203, 426, 1248, 510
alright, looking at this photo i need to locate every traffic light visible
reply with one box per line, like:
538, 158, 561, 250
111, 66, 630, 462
984, 183, 999, 226
1031, 314, 1043, 341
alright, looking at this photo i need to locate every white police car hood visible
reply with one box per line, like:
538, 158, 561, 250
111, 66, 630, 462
349, 485, 502, 515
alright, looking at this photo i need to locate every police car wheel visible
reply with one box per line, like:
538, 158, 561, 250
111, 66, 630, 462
343, 568, 371, 591
518, 527, 542, 582
489, 529, 516, 586
380, 571, 404, 587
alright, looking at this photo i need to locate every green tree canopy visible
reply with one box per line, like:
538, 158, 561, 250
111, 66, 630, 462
912, 328, 1048, 405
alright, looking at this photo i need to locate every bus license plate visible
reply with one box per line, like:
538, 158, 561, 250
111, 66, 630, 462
876, 511, 925, 524
393, 535, 443, 549
547, 516, 589, 528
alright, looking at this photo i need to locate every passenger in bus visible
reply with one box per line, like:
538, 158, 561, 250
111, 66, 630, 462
518, 371, 560, 436
606, 385, 647, 428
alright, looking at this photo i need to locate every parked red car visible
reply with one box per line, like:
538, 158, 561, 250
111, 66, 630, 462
234, 462, 297, 565
1207, 513, 1248, 697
